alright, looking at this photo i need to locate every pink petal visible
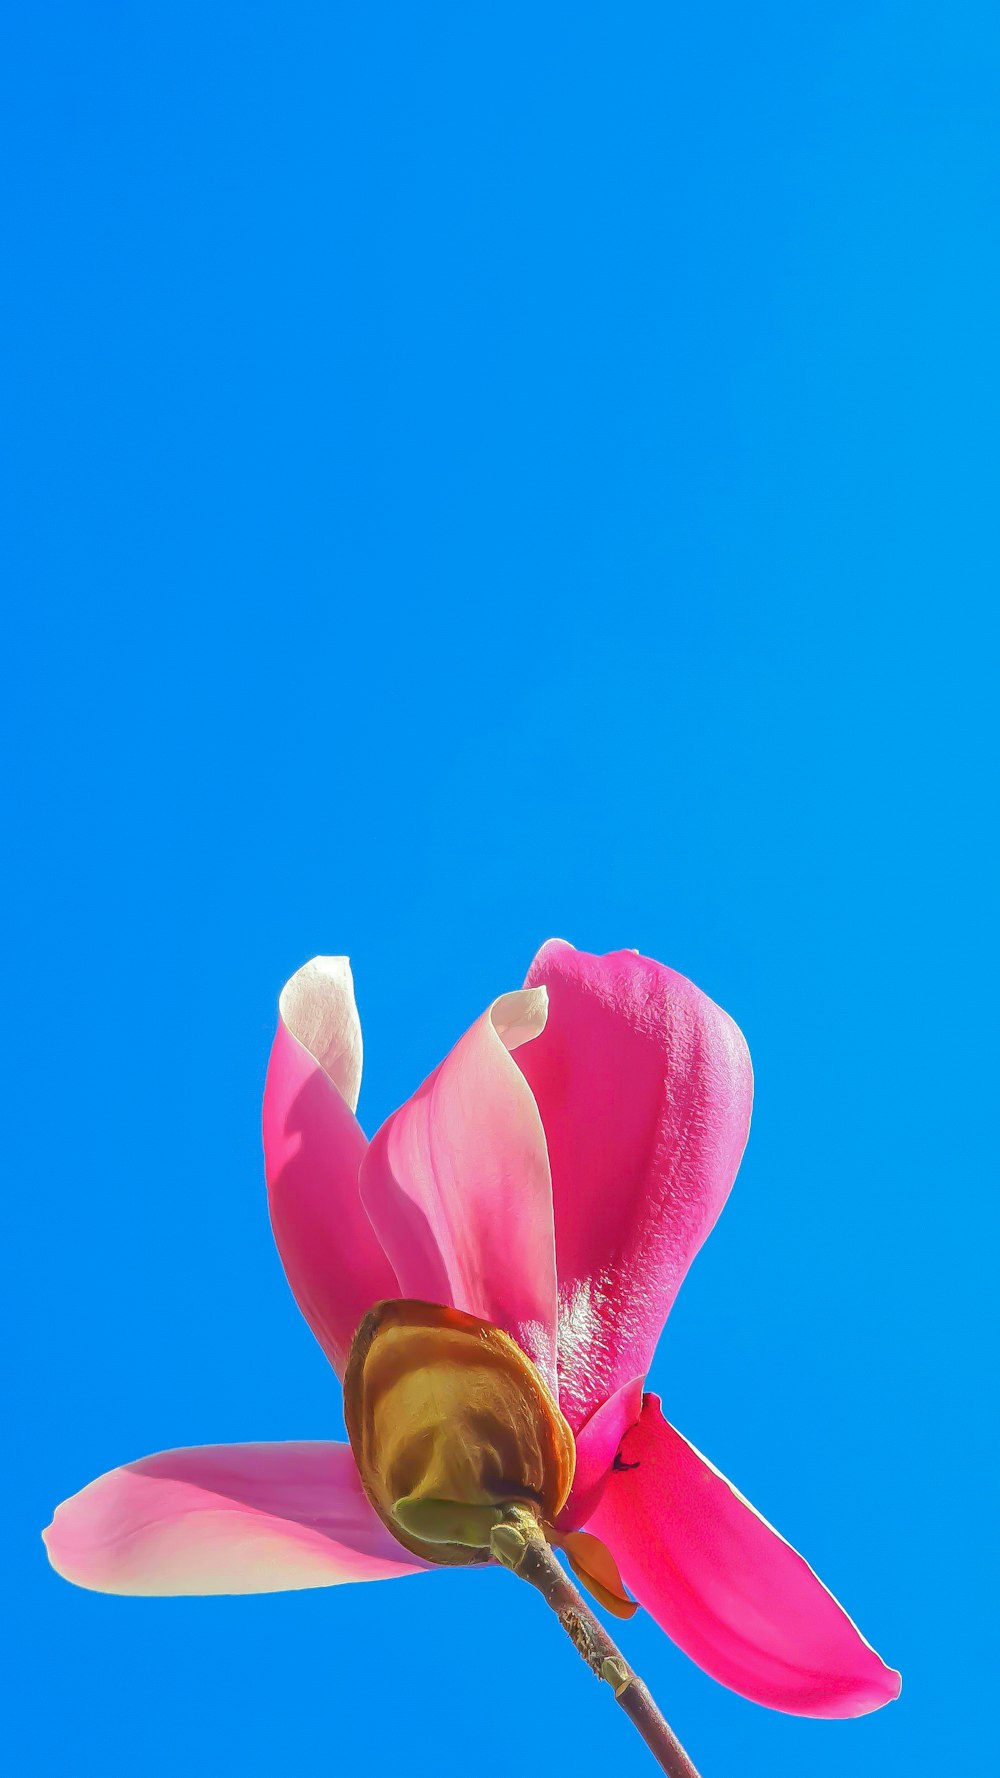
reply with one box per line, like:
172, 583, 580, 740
263, 958, 398, 1376
519, 939, 753, 1431
360, 990, 558, 1385
44, 1442, 428, 1595
558, 1375, 645, 1529
585, 1396, 901, 1717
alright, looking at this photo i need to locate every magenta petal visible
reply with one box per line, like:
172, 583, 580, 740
360, 990, 558, 1385
519, 939, 753, 1431
263, 958, 397, 1376
586, 1396, 901, 1717
558, 1375, 644, 1529
44, 1442, 428, 1595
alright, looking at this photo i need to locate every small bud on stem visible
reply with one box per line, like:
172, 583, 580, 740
601, 1656, 632, 1697
489, 1522, 529, 1570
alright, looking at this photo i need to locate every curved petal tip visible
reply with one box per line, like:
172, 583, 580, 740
278, 955, 363, 1112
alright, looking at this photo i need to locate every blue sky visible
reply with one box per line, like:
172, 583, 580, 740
3, 4, 996, 1774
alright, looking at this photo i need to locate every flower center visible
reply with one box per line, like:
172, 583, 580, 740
343, 1299, 576, 1566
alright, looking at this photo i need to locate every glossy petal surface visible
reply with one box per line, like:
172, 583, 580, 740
586, 1396, 901, 1717
360, 990, 558, 1384
519, 940, 753, 1430
44, 1442, 428, 1595
263, 957, 397, 1375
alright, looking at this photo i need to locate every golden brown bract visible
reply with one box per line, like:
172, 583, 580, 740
343, 1299, 576, 1566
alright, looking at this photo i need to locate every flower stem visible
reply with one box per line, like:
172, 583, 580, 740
490, 1517, 702, 1778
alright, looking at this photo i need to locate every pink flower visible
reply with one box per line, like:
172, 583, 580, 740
45, 941, 899, 1720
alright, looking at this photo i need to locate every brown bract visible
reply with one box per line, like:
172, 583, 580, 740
343, 1299, 576, 1565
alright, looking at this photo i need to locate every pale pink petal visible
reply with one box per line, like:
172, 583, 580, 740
585, 1396, 901, 1717
263, 958, 397, 1376
279, 956, 364, 1112
44, 1442, 428, 1596
360, 990, 558, 1385
519, 940, 753, 1431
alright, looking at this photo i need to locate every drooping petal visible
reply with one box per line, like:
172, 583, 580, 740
43, 1442, 428, 1596
585, 1396, 901, 1717
263, 957, 398, 1376
519, 940, 753, 1431
360, 990, 558, 1385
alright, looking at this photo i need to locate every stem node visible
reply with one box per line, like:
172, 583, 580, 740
601, 1656, 633, 1698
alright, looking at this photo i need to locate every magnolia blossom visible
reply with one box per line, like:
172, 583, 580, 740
45, 941, 899, 1720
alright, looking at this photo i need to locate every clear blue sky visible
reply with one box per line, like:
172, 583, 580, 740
3, 4, 995, 1774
